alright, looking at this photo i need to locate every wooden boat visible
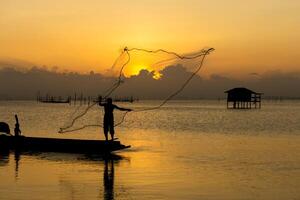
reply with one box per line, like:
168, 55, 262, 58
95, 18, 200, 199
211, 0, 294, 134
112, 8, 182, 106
39, 99, 70, 104
0, 135, 130, 154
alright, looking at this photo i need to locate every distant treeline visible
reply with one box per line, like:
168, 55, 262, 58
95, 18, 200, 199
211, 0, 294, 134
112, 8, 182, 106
1, 66, 300, 100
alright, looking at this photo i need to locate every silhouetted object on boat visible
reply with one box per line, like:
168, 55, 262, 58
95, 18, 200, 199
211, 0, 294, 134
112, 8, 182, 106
0, 122, 11, 135
14, 115, 21, 136
225, 87, 262, 109
98, 96, 132, 141
104, 159, 114, 200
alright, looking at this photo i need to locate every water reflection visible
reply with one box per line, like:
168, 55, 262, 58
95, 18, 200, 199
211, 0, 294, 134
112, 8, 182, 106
0, 151, 128, 200
103, 159, 114, 200
0, 150, 9, 166
14, 151, 21, 179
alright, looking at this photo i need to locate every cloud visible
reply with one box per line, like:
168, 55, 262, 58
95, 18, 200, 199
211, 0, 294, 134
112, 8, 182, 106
0, 64, 300, 100
0, 58, 35, 70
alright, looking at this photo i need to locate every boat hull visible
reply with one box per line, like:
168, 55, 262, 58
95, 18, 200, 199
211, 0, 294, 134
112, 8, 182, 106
0, 135, 130, 154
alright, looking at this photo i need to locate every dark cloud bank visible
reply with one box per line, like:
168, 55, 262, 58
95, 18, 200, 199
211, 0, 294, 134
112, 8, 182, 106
0, 65, 300, 100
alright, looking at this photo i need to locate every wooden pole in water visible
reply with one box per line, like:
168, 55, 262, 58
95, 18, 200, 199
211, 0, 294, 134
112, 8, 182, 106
74, 93, 77, 105
37, 91, 40, 103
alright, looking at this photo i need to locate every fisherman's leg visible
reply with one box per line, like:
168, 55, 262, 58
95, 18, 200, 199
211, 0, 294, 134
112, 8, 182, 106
104, 120, 109, 141
104, 131, 108, 141
109, 121, 115, 140
110, 128, 115, 140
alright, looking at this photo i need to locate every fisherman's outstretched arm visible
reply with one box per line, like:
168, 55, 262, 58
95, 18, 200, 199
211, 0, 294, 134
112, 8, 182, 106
114, 105, 132, 111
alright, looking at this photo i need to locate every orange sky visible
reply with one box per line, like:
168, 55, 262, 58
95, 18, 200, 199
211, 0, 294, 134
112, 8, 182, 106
0, 0, 299, 77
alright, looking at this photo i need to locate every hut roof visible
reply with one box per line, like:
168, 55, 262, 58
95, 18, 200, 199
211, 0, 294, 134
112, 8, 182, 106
224, 87, 262, 94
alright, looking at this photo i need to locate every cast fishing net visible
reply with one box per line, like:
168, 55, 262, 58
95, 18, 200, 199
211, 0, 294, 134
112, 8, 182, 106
59, 47, 214, 133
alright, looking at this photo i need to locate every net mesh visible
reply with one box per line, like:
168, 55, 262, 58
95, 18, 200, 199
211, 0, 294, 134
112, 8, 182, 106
59, 47, 214, 133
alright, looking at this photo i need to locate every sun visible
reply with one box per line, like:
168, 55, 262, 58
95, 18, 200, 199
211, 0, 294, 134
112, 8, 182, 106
129, 65, 149, 76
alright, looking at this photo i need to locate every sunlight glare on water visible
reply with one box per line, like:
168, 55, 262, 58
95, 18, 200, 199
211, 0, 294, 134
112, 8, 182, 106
0, 100, 300, 200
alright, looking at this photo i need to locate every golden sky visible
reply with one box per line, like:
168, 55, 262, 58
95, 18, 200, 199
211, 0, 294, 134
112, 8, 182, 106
0, 0, 299, 77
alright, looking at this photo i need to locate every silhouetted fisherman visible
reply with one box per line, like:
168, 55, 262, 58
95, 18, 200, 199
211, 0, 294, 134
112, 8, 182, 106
98, 97, 131, 141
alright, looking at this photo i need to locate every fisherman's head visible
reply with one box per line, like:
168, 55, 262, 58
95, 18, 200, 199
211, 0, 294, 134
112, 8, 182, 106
107, 98, 112, 104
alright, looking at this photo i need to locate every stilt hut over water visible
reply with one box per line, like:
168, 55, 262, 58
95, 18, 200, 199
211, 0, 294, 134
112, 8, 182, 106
225, 87, 262, 109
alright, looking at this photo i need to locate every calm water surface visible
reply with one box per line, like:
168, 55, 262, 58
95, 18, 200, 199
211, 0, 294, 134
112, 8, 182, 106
0, 100, 300, 200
